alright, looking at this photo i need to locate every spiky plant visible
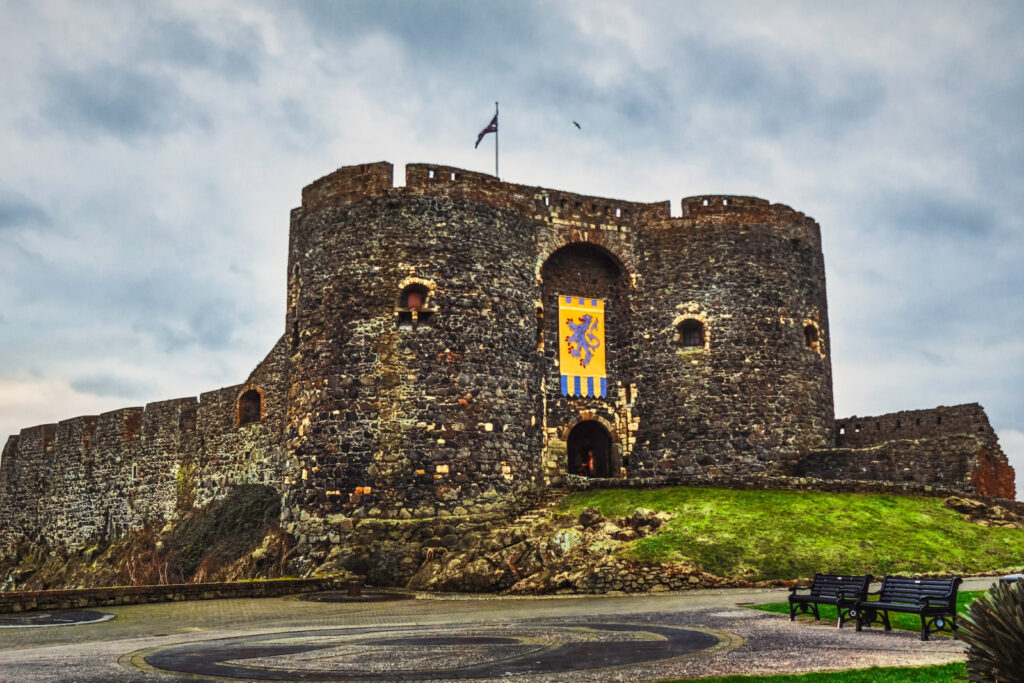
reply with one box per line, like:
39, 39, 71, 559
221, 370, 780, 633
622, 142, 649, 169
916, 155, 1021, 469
959, 579, 1024, 682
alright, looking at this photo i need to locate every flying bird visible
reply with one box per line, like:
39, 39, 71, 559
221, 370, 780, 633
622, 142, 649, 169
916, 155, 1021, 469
573, 121, 581, 129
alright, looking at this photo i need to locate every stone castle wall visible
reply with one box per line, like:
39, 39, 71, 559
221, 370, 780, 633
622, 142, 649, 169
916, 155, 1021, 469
0, 338, 291, 549
795, 404, 1014, 499
0, 161, 1014, 562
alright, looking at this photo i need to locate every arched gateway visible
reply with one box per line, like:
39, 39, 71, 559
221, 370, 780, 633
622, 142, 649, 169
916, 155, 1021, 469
566, 420, 614, 478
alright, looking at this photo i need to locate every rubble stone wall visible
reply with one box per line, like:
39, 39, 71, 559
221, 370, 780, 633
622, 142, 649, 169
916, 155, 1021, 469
0, 161, 1014, 564
0, 338, 291, 548
817, 404, 1015, 499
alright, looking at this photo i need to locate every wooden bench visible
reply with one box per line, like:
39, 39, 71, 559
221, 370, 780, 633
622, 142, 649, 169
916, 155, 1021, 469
855, 575, 962, 641
788, 573, 872, 628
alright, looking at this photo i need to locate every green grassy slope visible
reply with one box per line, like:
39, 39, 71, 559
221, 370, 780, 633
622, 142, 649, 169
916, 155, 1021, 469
558, 487, 1024, 581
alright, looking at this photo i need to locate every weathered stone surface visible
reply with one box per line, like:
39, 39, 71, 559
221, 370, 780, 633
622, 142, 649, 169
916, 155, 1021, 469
0, 160, 1014, 586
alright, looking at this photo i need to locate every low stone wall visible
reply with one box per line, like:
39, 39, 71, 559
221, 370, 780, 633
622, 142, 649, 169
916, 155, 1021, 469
564, 466, 1017, 504
564, 472, 985, 500
0, 577, 343, 614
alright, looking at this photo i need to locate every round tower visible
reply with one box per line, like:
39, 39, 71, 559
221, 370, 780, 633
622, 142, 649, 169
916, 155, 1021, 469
630, 195, 834, 478
282, 163, 544, 522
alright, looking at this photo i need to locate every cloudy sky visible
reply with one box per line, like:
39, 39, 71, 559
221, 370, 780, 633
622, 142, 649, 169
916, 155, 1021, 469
1, 1, 1022, 493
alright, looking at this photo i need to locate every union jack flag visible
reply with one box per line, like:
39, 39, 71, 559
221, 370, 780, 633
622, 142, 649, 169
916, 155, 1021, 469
474, 113, 498, 148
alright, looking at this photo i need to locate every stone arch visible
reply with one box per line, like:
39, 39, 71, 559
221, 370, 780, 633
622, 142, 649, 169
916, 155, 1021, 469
672, 303, 711, 353
565, 419, 616, 478
536, 238, 636, 289
396, 276, 438, 328
237, 385, 265, 426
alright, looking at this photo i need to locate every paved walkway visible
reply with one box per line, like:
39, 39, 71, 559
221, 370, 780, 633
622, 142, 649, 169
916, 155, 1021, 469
0, 578, 990, 682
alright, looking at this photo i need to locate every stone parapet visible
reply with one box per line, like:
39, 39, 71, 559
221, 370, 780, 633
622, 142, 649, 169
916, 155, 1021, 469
0, 577, 344, 614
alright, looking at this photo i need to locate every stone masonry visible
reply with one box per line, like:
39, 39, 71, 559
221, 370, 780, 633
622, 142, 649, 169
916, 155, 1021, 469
0, 161, 1014, 581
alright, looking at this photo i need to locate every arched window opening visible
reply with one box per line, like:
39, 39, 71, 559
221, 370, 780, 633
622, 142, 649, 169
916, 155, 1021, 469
804, 324, 820, 352
679, 319, 705, 348
397, 283, 435, 328
238, 389, 262, 426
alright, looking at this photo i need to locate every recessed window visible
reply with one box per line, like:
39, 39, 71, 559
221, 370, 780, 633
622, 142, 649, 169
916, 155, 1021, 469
678, 319, 705, 348
397, 283, 435, 328
238, 389, 262, 426
804, 324, 820, 352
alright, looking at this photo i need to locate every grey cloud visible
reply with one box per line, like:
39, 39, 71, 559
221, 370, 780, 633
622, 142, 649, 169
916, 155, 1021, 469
42, 64, 209, 141
0, 192, 49, 230
875, 190, 998, 238
70, 373, 150, 399
296, 0, 548, 60
187, 302, 241, 351
138, 18, 264, 83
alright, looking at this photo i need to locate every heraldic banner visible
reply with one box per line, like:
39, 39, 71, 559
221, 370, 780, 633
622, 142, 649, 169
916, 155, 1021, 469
558, 295, 607, 397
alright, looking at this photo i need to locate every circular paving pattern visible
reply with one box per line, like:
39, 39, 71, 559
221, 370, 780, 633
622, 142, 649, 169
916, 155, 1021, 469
0, 610, 115, 629
136, 621, 722, 680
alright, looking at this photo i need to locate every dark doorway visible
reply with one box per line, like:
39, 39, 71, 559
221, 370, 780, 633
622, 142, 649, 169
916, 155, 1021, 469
567, 421, 613, 478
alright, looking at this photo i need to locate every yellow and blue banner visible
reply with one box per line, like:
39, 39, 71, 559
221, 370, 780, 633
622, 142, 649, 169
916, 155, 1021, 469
558, 296, 607, 397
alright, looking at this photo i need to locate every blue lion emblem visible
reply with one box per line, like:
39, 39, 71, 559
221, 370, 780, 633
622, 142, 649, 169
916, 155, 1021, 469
565, 314, 601, 367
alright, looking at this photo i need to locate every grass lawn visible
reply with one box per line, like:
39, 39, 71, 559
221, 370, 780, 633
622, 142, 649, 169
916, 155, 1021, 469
752, 590, 982, 632
662, 662, 966, 682
558, 487, 1024, 581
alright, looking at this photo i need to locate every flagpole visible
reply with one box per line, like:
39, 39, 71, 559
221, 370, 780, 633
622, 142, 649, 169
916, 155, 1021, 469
494, 101, 499, 178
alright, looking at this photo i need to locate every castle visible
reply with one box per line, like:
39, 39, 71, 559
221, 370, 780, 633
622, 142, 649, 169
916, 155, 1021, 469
0, 162, 1015, 577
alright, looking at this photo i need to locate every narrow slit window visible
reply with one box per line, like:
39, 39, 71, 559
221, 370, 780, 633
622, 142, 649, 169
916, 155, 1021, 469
535, 306, 544, 351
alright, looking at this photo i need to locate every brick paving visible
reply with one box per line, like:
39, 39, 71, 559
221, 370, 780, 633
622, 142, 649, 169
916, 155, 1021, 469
0, 578, 987, 682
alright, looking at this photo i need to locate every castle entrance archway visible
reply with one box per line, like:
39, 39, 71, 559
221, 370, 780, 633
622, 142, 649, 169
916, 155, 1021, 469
567, 420, 613, 478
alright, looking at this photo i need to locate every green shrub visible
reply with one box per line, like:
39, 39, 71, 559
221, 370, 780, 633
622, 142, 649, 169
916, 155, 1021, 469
959, 580, 1024, 682
175, 460, 198, 512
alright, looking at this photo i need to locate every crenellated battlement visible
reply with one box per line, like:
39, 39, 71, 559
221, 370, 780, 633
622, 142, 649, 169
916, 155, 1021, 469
835, 403, 996, 448
405, 162, 670, 228
299, 162, 816, 233
301, 161, 394, 212
682, 194, 771, 216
